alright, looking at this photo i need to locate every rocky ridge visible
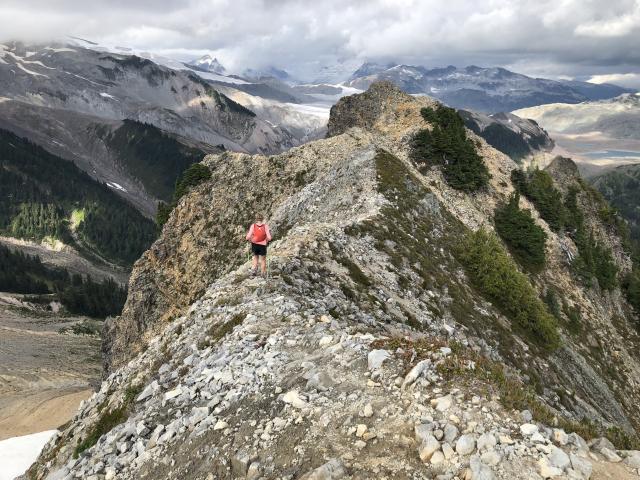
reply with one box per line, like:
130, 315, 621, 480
25, 82, 640, 479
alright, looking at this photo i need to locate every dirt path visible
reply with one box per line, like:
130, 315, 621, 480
0, 295, 101, 440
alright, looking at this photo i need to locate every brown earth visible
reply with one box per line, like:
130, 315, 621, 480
0, 293, 101, 440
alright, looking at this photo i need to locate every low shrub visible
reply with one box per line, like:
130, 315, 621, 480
73, 382, 141, 457
457, 229, 559, 350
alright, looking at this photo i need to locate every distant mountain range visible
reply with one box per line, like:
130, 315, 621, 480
0, 42, 315, 214
346, 63, 633, 113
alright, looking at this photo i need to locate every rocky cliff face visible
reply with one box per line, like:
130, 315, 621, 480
26, 83, 640, 480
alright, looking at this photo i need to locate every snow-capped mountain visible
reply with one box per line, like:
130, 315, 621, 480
188, 54, 226, 74
0, 42, 308, 213
347, 63, 632, 113
241, 66, 291, 82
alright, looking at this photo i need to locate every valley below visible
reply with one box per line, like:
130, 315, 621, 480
545, 132, 640, 177
0, 293, 102, 441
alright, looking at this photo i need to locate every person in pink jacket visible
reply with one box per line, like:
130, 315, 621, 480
246, 213, 272, 276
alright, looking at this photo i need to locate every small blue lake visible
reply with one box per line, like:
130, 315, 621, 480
582, 150, 640, 159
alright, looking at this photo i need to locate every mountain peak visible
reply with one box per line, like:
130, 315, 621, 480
188, 54, 226, 74
327, 80, 427, 137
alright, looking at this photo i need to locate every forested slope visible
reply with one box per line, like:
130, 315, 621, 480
0, 129, 157, 266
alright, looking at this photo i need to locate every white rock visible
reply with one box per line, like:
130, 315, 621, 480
570, 453, 593, 479
164, 386, 183, 401
432, 394, 453, 412
415, 423, 435, 444
282, 390, 308, 409
481, 449, 501, 466
319, 335, 333, 347
402, 359, 430, 388
531, 432, 546, 444
538, 457, 563, 478
520, 423, 539, 436
477, 433, 496, 452
418, 435, 441, 463
368, 349, 390, 370
356, 424, 367, 437
553, 429, 569, 446
442, 442, 455, 460
548, 446, 571, 470
444, 423, 459, 443
622, 450, 640, 468
430, 450, 445, 465
189, 406, 210, 427
213, 420, 228, 430
470, 454, 497, 480
498, 434, 514, 445
362, 403, 373, 418
299, 458, 345, 480
456, 434, 476, 456
136, 381, 159, 402
600, 447, 622, 463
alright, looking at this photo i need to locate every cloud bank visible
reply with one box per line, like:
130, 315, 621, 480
1, 0, 639, 84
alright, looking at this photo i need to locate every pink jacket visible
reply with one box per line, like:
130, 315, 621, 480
246, 223, 272, 246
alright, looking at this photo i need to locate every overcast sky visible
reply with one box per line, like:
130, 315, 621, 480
2, 0, 640, 85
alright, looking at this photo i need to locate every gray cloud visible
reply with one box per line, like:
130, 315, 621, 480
1, 0, 639, 84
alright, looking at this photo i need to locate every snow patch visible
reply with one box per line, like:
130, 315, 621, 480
100, 92, 117, 100
189, 69, 249, 84
107, 181, 127, 192
0, 430, 58, 480
44, 46, 77, 53
284, 102, 330, 118
65, 71, 109, 87
15, 62, 49, 78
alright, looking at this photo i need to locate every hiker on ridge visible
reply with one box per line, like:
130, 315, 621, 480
246, 214, 272, 277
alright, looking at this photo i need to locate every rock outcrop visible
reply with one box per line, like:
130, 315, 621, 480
27, 83, 640, 480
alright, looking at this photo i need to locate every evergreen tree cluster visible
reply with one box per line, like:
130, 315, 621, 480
511, 169, 565, 232
411, 106, 490, 192
0, 129, 157, 266
100, 120, 206, 201
0, 244, 126, 318
156, 163, 212, 226
494, 193, 547, 272
78, 204, 155, 265
590, 164, 640, 246
9, 203, 65, 239
563, 186, 618, 290
458, 229, 559, 350
511, 168, 618, 290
